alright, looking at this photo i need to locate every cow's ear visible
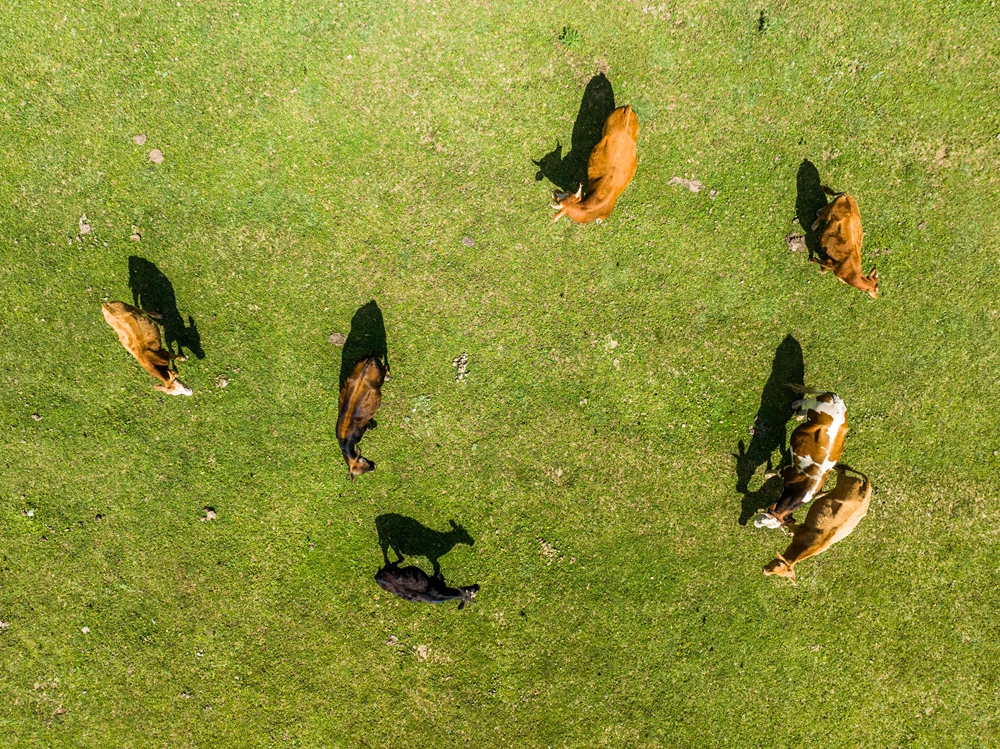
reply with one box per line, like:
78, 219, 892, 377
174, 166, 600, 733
775, 552, 787, 563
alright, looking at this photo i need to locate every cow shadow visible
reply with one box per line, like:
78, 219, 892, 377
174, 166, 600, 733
533, 72, 616, 193
339, 300, 389, 388
375, 513, 474, 576
128, 256, 205, 359
795, 159, 828, 260
734, 334, 804, 525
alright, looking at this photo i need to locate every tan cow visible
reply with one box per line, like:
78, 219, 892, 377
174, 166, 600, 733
763, 465, 872, 583
102, 302, 192, 396
811, 186, 879, 299
753, 388, 848, 529
337, 355, 386, 479
551, 105, 639, 224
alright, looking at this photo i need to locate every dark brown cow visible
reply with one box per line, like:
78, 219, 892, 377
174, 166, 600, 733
551, 105, 639, 224
375, 560, 480, 609
102, 302, 192, 396
811, 186, 879, 299
763, 465, 872, 583
754, 388, 848, 529
337, 355, 386, 479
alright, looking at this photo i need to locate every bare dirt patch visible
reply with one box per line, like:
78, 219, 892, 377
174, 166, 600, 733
452, 352, 469, 382
785, 232, 806, 252
667, 176, 705, 193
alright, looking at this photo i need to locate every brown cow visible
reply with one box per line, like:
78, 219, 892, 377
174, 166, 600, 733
763, 464, 871, 583
102, 302, 192, 396
551, 105, 639, 224
811, 186, 879, 299
337, 355, 386, 479
753, 388, 848, 529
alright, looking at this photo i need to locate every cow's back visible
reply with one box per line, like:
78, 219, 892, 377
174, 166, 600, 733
337, 356, 385, 441
102, 302, 160, 358
821, 193, 863, 261
590, 105, 639, 190
797, 474, 871, 555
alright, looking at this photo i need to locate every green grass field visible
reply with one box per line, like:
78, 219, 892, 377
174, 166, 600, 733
2, 0, 1000, 746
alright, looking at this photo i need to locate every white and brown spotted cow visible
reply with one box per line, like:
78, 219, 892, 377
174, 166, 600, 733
753, 388, 848, 530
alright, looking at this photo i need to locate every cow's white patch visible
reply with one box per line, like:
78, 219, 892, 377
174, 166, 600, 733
810, 393, 847, 447
753, 513, 783, 529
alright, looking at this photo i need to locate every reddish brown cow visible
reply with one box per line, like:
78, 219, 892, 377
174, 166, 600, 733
811, 187, 879, 299
551, 105, 639, 224
102, 302, 192, 396
337, 355, 386, 479
753, 388, 848, 530
763, 465, 871, 583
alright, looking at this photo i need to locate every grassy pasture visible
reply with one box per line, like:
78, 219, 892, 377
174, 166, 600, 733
1, 0, 1000, 746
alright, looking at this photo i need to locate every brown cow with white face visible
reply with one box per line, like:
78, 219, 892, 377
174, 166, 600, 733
753, 388, 848, 530
551, 105, 639, 224
102, 302, 192, 396
811, 186, 879, 299
763, 465, 871, 583
337, 355, 386, 479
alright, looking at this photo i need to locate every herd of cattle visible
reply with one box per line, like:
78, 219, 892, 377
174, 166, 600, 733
100, 96, 881, 603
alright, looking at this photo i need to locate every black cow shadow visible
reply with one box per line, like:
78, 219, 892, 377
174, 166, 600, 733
339, 300, 389, 389
795, 159, 828, 261
128, 256, 205, 359
734, 334, 804, 525
533, 72, 616, 193
375, 513, 474, 576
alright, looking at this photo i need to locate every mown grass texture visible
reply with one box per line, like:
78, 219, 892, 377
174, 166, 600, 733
1, 0, 999, 746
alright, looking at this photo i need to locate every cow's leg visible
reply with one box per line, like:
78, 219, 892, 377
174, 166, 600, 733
811, 203, 834, 231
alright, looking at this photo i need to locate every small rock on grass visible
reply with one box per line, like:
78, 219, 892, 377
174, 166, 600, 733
462, 237, 475, 247
328, 332, 347, 346
785, 232, 806, 252
201, 507, 217, 522
133, 134, 147, 145
78, 214, 92, 235
149, 149, 164, 164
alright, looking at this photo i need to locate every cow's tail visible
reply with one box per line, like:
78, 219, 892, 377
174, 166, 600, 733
835, 463, 870, 488
785, 383, 827, 395
821, 185, 842, 197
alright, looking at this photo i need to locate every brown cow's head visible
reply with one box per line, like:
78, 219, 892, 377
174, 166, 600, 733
550, 185, 583, 222
763, 553, 796, 583
348, 456, 376, 480
155, 371, 193, 397
865, 267, 879, 300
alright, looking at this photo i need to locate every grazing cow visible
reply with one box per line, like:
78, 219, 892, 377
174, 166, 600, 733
753, 388, 848, 530
551, 105, 639, 224
763, 465, 872, 583
811, 186, 879, 299
375, 514, 474, 576
375, 560, 480, 609
337, 355, 386, 479
101, 302, 192, 396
